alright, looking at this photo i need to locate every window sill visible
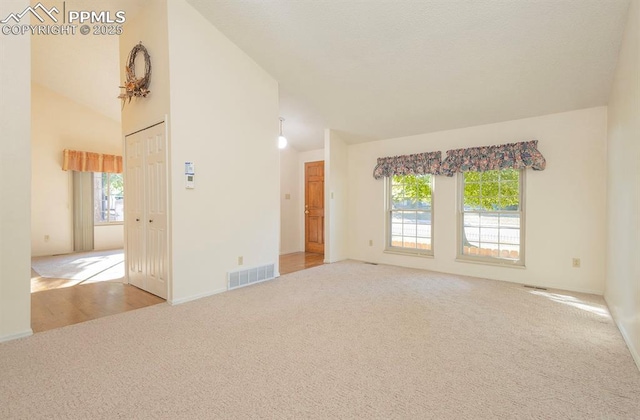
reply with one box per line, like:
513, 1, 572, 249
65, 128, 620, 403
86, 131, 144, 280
455, 257, 525, 269
384, 249, 434, 258
95, 222, 124, 227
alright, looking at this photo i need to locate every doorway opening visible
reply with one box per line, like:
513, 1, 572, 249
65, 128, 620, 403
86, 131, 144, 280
29, 4, 164, 333
30, 249, 163, 333
304, 160, 325, 254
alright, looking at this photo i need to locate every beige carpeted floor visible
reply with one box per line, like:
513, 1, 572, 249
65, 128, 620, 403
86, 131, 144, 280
1, 261, 639, 419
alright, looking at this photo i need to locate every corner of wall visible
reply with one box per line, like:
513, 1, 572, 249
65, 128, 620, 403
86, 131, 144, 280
0, 0, 32, 339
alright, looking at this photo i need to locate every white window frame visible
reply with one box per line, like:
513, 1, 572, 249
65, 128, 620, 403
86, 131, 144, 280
94, 172, 124, 225
457, 169, 525, 267
385, 174, 434, 257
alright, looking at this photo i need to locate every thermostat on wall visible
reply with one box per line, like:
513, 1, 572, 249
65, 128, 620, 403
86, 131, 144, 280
185, 174, 195, 189
185, 162, 195, 189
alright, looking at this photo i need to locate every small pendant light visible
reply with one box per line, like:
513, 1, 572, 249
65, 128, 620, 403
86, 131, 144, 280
278, 117, 288, 149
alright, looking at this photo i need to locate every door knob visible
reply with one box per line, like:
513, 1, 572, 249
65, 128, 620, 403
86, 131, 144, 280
149, 219, 153, 223
135, 218, 140, 222
305, 210, 309, 214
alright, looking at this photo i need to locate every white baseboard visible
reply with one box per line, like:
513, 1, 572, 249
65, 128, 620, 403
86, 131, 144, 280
0, 329, 33, 343
169, 287, 227, 306
605, 297, 640, 372
619, 325, 640, 372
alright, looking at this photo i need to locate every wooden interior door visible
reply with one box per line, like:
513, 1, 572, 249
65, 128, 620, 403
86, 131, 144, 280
305, 161, 324, 254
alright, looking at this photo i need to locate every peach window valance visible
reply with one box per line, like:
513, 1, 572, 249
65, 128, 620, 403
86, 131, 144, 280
62, 149, 123, 173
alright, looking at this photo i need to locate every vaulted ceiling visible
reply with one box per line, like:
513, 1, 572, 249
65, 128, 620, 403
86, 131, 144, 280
31, 1, 631, 151
187, 0, 630, 150
31, 0, 143, 123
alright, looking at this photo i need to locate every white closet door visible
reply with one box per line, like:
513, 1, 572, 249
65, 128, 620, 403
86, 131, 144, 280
125, 132, 145, 290
125, 122, 168, 299
144, 125, 168, 299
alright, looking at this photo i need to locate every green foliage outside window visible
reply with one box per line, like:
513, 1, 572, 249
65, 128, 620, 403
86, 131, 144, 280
463, 169, 519, 211
391, 174, 432, 206
106, 173, 124, 197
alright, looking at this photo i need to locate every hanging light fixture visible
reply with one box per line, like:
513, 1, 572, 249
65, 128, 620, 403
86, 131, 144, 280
278, 117, 288, 149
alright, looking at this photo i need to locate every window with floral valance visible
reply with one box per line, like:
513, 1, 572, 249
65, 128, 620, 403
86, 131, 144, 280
372, 151, 442, 179
372, 140, 546, 179
440, 140, 546, 176
62, 149, 123, 173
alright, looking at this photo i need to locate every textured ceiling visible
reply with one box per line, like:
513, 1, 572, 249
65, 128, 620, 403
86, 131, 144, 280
30, 1, 631, 150
187, 0, 630, 151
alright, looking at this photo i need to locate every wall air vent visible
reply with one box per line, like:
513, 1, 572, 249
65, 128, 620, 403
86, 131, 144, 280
228, 263, 276, 291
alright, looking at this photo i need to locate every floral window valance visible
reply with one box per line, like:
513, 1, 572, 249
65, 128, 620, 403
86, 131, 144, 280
62, 149, 123, 173
373, 151, 442, 179
440, 140, 546, 177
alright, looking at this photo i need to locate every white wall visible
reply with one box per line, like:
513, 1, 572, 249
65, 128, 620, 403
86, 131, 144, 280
280, 146, 301, 254
605, 0, 640, 368
0, 0, 31, 341
166, 0, 279, 303
94, 225, 124, 251
31, 84, 123, 257
348, 107, 607, 294
325, 130, 349, 263
120, 0, 170, 135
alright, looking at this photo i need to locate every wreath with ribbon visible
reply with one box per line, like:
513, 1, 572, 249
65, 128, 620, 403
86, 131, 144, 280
118, 42, 152, 105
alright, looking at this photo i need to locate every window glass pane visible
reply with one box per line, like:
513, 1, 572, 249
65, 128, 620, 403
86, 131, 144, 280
464, 183, 480, 198
416, 237, 430, 250
94, 173, 107, 224
460, 169, 522, 263
94, 172, 124, 224
481, 181, 499, 198
499, 244, 520, 260
391, 185, 404, 208
464, 171, 481, 182
463, 212, 480, 227
416, 224, 431, 238
499, 228, 520, 245
499, 197, 519, 211
480, 170, 500, 182
500, 180, 519, 197
403, 239, 417, 249
464, 195, 481, 210
500, 169, 519, 181
110, 174, 124, 222
388, 175, 433, 253
499, 214, 520, 229
480, 213, 499, 228
463, 226, 480, 246
480, 227, 499, 245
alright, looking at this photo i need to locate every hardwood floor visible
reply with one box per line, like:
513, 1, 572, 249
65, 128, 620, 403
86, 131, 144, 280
30, 251, 321, 333
279, 252, 324, 275
31, 282, 165, 333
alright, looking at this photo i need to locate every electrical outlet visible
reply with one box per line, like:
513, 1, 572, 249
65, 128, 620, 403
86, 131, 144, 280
572, 258, 581, 268
44, 235, 50, 242
238, 256, 243, 265
369, 240, 373, 246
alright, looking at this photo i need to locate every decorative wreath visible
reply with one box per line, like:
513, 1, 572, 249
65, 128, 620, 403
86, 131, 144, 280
118, 42, 152, 105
